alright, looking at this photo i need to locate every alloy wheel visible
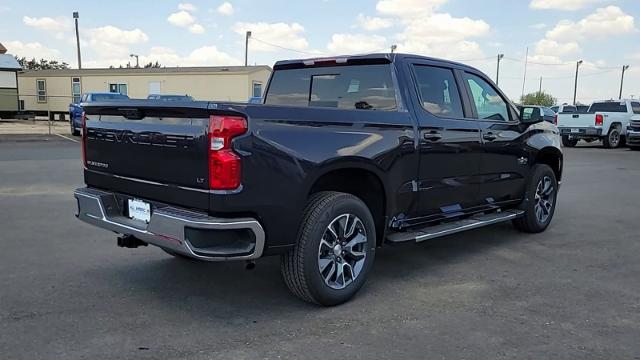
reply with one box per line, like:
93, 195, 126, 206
609, 130, 620, 147
317, 214, 368, 290
534, 176, 555, 224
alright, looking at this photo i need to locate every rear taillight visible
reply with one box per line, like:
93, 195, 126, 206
81, 111, 87, 167
208, 115, 247, 190
595, 114, 604, 126
554, 114, 558, 125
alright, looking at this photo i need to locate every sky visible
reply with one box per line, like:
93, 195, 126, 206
1, 0, 640, 104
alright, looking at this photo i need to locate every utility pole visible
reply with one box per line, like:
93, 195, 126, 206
619, 65, 630, 100
73, 12, 82, 69
130, 54, 139, 68
244, 31, 252, 67
573, 60, 583, 105
521, 47, 528, 101
390, 44, 397, 54
539, 76, 542, 94
496, 53, 504, 85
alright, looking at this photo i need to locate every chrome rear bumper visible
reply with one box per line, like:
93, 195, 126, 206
74, 187, 265, 261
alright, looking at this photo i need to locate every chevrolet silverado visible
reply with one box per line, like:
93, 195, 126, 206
74, 54, 563, 305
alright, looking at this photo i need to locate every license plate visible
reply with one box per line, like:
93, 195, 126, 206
570, 128, 580, 133
128, 199, 151, 223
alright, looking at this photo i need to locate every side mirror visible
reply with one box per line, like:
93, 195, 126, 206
520, 106, 544, 124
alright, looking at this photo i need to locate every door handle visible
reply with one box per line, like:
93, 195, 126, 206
424, 131, 442, 142
483, 132, 497, 141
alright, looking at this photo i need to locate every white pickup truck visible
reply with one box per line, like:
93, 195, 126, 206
556, 99, 640, 148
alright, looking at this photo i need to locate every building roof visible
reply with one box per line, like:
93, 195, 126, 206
18, 65, 271, 77
0, 54, 21, 71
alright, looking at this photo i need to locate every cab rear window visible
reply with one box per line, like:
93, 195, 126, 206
589, 102, 627, 113
265, 64, 397, 111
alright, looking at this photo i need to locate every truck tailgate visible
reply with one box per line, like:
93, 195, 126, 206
557, 113, 595, 128
83, 102, 214, 210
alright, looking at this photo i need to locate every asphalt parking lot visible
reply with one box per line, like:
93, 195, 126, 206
1, 136, 639, 359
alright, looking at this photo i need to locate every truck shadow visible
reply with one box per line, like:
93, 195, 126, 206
87, 222, 529, 321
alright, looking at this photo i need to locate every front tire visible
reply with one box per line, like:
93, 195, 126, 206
561, 136, 578, 147
513, 164, 558, 233
603, 127, 621, 148
281, 191, 376, 306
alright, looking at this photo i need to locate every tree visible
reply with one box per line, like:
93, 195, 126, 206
520, 91, 557, 107
143, 61, 162, 68
14, 56, 70, 70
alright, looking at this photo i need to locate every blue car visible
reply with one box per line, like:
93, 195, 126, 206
69, 92, 129, 136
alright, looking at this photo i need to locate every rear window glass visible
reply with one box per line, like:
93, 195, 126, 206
265, 64, 397, 111
562, 106, 576, 113
92, 94, 129, 101
589, 102, 627, 113
413, 65, 464, 118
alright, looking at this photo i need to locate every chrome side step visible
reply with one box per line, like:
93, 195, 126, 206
386, 209, 524, 244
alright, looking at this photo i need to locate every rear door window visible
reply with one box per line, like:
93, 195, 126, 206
265, 64, 397, 111
412, 65, 464, 118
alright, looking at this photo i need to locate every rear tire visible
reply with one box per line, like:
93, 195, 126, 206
561, 136, 578, 147
603, 127, 621, 148
513, 164, 558, 233
281, 191, 376, 306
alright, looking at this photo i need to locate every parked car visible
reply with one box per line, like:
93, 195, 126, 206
627, 113, 640, 150
69, 92, 129, 136
147, 94, 195, 101
556, 99, 640, 148
551, 104, 577, 114
74, 53, 562, 305
519, 105, 556, 124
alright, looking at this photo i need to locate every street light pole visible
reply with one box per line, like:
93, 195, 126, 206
573, 60, 583, 105
244, 31, 252, 67
619, 65, 630, 100
496, 53, 504, 86
130, 54, 139, 68
73, 12, 82, 69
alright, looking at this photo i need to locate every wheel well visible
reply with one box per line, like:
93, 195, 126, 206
536, 149, 562, 182
309, 168, 386, 245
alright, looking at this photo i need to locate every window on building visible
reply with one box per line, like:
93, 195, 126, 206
36, 79, 47, 103
71, 77, 82, 104
252, 82, 262, 98
465, 73, 510, 121
412, 65, 464, 118
109, 83, 128, 95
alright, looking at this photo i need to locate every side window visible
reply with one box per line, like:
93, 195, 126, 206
631, 102, 640, 114
543, 108, 555, 117
413, 65, 464, 118
464, 73, 510, 121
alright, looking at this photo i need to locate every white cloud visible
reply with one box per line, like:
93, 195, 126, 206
4, 40, 63, 60
178, 3, 197, 12
327, 34, 387, 54
168, 10, 196, 27
85, 26, 149, 58
217, 2, 234, 16
530, 23, 547, 30
376, 0, 447, 18
0, 6, 10, 12
22, 16, 70, 32
534, 39, 580, 56
233, 22, 308, 52
188, 24, 205, 34
546, 6, 636, 41
397, 13, 490, 44
356, 14, 393, 31
167, 8, 205, 33
529, 0, 601, 11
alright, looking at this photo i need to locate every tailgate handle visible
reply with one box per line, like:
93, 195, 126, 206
572, 114, 579, 118
119, 108, 145, 120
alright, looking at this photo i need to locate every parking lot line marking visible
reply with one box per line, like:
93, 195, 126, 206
55, 133, 79, 143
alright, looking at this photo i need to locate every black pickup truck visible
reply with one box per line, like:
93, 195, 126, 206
75, 53, 562, 305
